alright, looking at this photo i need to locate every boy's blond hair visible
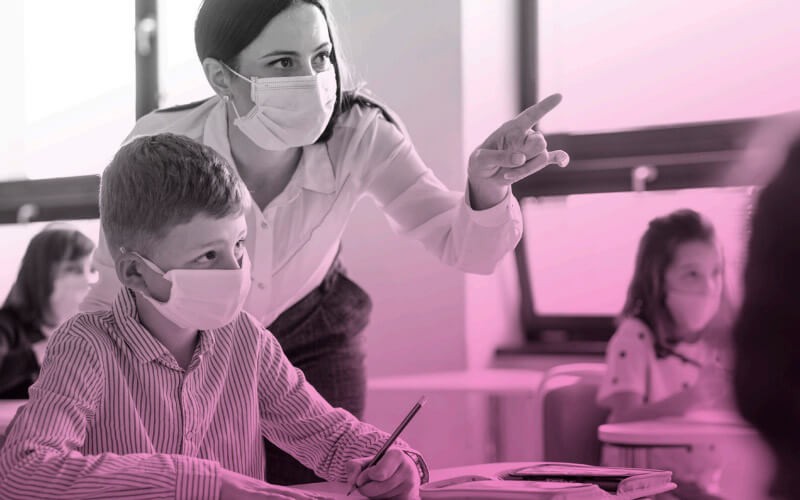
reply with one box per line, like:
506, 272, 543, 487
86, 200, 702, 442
100, 133, 246, 256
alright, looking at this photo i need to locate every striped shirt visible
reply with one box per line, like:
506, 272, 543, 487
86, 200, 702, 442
0, 288, 417, 499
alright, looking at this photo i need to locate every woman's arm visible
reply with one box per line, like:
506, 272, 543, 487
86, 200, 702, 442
78, 226, 122, 312
352, 108, 523, 275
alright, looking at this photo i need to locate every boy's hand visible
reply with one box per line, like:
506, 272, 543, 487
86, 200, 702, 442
219, 468, 325, 500
345, 448, 421, 499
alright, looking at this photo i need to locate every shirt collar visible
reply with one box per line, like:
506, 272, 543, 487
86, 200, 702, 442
110, 288, 216, 366
203, 98, 337, 196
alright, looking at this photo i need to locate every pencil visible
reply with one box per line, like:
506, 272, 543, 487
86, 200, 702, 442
346, 396, 427, 496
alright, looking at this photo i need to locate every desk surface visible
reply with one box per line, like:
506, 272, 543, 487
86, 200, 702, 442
293, 462, 544, 499
598, 412, 758, 446
367, 369, 544, 395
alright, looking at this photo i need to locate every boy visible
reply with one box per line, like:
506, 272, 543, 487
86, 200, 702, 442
0, 134, 427, 499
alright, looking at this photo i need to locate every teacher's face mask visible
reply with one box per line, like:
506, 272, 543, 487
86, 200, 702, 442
133, 251, 252, 331
225, 64, 337, 151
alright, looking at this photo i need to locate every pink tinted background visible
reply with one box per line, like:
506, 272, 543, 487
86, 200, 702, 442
0, 1, 795, 495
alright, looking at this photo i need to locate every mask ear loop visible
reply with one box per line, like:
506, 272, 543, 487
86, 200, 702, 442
120, 247, 166, 276
221, 62, 253, 119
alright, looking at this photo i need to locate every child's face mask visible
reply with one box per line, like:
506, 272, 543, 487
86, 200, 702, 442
666, 288, 721, 335
132, 251, 252, 331
225, 64, 337, 151
49, 273, 93, 326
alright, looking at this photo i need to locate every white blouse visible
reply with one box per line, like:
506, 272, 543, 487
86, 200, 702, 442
81, 95, 523, 326
597, 317, 712, 405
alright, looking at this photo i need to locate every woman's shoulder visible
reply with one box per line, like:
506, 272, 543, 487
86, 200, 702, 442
333, 90, 408, 138
128, 96, 220, 144
327, 90, 411, 169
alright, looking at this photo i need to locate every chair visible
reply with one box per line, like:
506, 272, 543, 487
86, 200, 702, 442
538, 363, 609, 465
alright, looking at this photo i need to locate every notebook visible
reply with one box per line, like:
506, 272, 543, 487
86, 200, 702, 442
420, 462, 676, 499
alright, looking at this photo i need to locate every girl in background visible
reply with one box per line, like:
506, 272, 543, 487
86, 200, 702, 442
597, 208, 735, 499
0, 225, 95, 399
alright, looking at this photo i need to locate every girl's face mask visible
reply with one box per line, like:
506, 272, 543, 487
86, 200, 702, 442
664, 240, 724, 338
666, 288, 721, 336
49, 273, 93, 327
132, 251, 252, 331
225, 64, 337, 151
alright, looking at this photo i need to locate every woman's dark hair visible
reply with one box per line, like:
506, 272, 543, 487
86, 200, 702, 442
195, 0, 383, 143
2, 227, 95, 328
733, 135, 800, 498
621, 208, 732, 350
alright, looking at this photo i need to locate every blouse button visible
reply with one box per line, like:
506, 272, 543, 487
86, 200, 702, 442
260, 221, 268, 229
257, 282, 265, 290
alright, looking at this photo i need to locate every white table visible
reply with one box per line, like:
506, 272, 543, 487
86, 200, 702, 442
0, 400, 26, 435
368, 369, 545, 395
368, 369, 544, 462
597, 412, 771, 500
295, 461, 675, 499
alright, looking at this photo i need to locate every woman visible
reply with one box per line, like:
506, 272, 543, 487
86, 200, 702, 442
0, 225, 95, 399
733, 117, 800, 499
82, 0, 569, 484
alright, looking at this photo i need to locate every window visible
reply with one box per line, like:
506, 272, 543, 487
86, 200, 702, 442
521, 187, 754, 317
535, 0, 800, 134
514, 0, 798, 346
1, 1, 135, 182
158, 0, 210, 108
0, 1, 141, 224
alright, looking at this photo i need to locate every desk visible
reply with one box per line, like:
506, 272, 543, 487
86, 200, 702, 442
295, 461, 677, 499
368, 369, 544, 395
0, 400, 26, 434
598, 414, 771, 500
295, 462, 536, 499
368, 369, 543, 462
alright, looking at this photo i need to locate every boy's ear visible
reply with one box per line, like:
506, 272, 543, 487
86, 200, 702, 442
115, 253, 148, 293
202, 57, 234, 98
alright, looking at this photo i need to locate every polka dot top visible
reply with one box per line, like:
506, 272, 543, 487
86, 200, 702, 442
597, 317, 712, 405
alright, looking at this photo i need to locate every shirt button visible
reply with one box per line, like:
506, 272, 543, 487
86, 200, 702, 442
257, 282, 265, 290
261, 222, 268, 229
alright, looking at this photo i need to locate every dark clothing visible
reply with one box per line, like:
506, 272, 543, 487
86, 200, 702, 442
0, 308, 44, 399
263, 259, 372, 485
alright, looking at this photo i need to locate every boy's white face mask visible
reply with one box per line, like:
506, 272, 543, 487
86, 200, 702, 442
225, 64, 337, 151
132, 251, 252, 331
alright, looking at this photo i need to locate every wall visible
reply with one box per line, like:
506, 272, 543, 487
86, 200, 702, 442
332, 0, 469, 378
331, 0, 536, 468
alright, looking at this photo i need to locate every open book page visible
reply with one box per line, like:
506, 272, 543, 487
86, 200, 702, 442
502, 463, 673, 496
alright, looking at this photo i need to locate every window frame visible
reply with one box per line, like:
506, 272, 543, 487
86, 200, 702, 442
1, 0, 158, 225
514, 0, 762, 346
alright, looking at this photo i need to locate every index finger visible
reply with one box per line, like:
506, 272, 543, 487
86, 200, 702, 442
512, 93, 562, 129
